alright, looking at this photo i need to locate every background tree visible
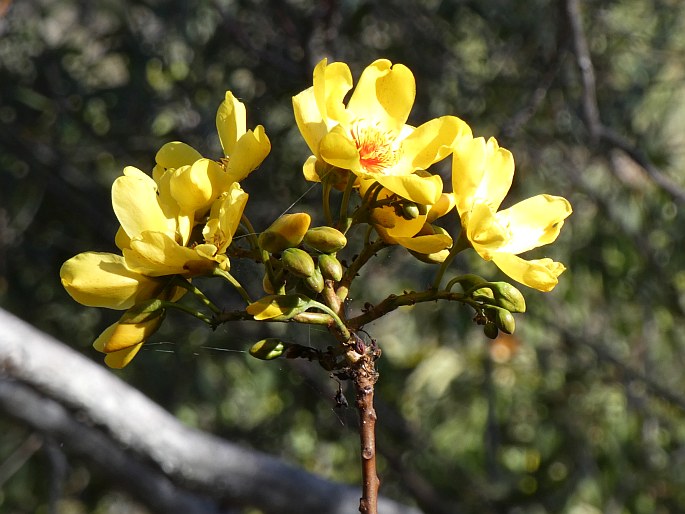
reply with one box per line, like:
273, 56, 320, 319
3, 0, 685, 513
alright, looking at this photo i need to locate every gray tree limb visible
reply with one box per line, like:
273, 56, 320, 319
0, 308, 422, 514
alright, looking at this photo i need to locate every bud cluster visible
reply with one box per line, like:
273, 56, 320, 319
258, 213, 347, 296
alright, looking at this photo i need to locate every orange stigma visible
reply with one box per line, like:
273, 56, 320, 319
351, 122, 398, 174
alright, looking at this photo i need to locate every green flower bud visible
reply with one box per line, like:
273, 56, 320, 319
119, 299, 165, 324
281, 248, 316, 278
249, 338, 289, 360
486, 306, 516, 335
303, 226, 347, 253
400, 202, 420, 220
483, 322, 499, 339
258, 213, 311, 253
304, 267, 324, 293
490, 282, 527, 313
318, 253, 343, 281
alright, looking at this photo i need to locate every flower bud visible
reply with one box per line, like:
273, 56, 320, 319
304, 267, 324, 293
486, 306, 516, 335
400, 202, 420, 220
303, 226, 347, 253
483, 322, 499, 339
249, 338, 289, 360
246, 293, 311, 320
318, 254, 344, 281
281, 248, 316, 278
258, 213, 311, 253
490, 282, 527, 313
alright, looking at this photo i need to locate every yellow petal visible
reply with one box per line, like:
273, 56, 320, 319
394, 233, 453, 254
155, 141, 203, 170
319, 127, 361, 172
347, 59, 415, 133
93, 326, 145, 369
97, 315, 164, 353
466, 203, 508, 260
169, 160, 216, 213
203, 183, 249, 254
112, 167, 173, 240
376, 173, 443, 205
452, 137, 514, 216
60, 252, 164, 309
216, 91, 247, 156
313, 59, 353, 128
398, 116, 472, 171
225, 125, 271, 183
427, 193, 456, 222
496, 195, 573, 254
293, 86, 327, 157
492, 253, 566, 292
302, 155, 320, 182
124, 231, 214, 276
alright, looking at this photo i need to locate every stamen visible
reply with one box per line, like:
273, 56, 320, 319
351, 122, 399, 174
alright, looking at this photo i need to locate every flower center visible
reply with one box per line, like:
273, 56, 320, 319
350, 122, 399, 175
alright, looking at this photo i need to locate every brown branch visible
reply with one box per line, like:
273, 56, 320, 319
352, 351, 381, 514
0, 308, 423, 514
348, 290, 466, 329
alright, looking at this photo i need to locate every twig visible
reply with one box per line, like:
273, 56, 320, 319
352, 350, 381, 514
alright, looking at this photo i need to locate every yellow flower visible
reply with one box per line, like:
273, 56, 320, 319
60, 252, 168, 309
119, 177, 249, 277
93, 312, 164, 369
293, 58, 472, 205
451, 137, 572, 291
361, 179, 455, 255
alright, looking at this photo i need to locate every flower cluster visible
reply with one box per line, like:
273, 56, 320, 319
60, 92, 270, 367
293, 58, 572, 291
61, 58, 571, 368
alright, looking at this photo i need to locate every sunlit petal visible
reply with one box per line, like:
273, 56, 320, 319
347, 59, 415, 133
60, 252, 164, 309
492, 253, 566, 292
216, 91, 247, 156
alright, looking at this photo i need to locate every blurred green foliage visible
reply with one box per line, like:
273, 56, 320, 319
3, 0, 685, 513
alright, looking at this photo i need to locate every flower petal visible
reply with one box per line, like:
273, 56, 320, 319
466, 202, 508, 260
395, 233, 453, 254
496, 195, 573, 254
155, 141, 203, 171
203, 183, 249, 254
93, 326, 145, 369
169, 160, 215, 213
398, 116, 472, 171
112, 167, 173, 240
492, 253, 566, 292
60, 252, 164, 309
293, 86, 327, 157
313, 59, 353, 128
452, 137, 514, 216
225, 125, 271, 183
97, 315, 164, 353
216, 91, 247, 157
319, 126, 361, 173
124, 231, 215, 277
376, 173, 443, 205
347, 59, 415, 133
